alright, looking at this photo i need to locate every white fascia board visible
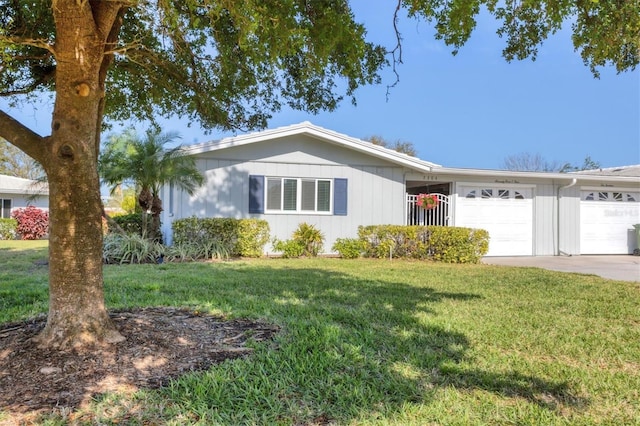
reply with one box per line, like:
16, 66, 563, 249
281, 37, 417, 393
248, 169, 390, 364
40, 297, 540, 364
0, 174, 49, 195
180, 122, 440, 172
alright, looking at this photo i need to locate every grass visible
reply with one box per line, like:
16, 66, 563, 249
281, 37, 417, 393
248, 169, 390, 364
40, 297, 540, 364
1, 240, 639, 425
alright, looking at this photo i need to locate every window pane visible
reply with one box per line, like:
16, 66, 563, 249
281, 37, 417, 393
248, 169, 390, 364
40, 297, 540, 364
267, 179, 282, 210
317, 180, 331, 212
283, 179, 297, 211
301, 180, 316, 211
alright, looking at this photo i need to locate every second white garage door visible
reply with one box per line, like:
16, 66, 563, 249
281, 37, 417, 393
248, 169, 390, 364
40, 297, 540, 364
580, 190, 640, 254
456, 186, 534, 256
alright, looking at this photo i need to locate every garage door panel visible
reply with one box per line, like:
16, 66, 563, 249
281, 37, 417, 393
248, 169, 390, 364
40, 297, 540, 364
457, 186, 533, 256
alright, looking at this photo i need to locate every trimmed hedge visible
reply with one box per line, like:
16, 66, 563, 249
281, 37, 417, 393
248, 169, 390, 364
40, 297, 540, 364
355, 225, 489, 264
172, 217, 270, 258
0, 218, 17, 240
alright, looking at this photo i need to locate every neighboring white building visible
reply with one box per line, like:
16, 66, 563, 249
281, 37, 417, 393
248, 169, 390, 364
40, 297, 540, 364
0, 174, 49, 218
160, 122, 640, 256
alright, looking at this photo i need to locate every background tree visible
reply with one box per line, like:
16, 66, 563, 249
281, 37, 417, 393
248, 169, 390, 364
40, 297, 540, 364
0, 137, 43, 180
559, 155, 601, 172
0, 1, 637, 349
502, 152, 601, 172
100, 129, 204, 241
501, 152, 562, 172
364, 135, 418, 157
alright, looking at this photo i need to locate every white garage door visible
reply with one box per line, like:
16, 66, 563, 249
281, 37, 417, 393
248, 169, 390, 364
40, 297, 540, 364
456, 186, 534, 256
580, 190, 640, 254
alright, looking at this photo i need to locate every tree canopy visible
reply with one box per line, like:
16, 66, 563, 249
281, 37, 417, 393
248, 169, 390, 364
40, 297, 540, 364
1, 0, 386, 132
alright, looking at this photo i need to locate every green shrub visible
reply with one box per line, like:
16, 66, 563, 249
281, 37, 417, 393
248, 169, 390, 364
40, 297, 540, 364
103, 233, 165, 264
0, 218, 17, 240
358, 225, 430, 259
332, 238, 366, 259
110, 212, 144, 235
171, 217, 270, 257
271, 239, 306, 258
236, 219, 271, 257
357, 225, 489, 264
165, 239, 229, 262
292, 222, 324, 256
428, 226, 489, 263
272, 223, 325, 258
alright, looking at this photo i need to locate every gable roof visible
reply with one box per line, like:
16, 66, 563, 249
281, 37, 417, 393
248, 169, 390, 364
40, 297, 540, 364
181, 121, 441, 172
181, 122, 640, 186
0, 174, 49, 195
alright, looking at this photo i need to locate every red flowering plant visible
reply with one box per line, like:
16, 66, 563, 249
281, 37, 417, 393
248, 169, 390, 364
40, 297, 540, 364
416, 193, 439, 210
11, 206, 49, 240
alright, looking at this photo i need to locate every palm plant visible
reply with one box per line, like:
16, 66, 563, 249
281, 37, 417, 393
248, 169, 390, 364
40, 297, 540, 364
99, 128, 204, 241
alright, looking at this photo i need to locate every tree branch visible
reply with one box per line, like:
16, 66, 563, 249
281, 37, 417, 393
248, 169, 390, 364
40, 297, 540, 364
0, 69, 56, 97
0, 36, 55, 55
386, 0, 403, 101
0, 110, 48, 163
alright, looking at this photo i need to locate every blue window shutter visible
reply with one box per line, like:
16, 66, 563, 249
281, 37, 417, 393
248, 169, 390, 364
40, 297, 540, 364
333, 178, 348, 216
249, 175, 264, 214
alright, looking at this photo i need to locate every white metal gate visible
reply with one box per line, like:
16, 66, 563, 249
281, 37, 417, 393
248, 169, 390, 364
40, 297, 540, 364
406, 193, 449, 226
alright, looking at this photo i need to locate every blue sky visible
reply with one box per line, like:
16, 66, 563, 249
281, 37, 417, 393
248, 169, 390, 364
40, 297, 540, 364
2, 2, 639, 170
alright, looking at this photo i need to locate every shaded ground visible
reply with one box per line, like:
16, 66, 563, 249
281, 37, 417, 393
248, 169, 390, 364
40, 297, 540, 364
0, 307, 279, 424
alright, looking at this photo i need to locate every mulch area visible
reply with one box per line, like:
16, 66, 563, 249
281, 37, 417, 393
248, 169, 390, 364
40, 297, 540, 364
0, 307, 279, 424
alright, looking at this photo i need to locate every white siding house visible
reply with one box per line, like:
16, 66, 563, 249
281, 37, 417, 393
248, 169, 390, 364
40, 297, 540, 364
0, 174, 49, 218
160, 122, 640, 256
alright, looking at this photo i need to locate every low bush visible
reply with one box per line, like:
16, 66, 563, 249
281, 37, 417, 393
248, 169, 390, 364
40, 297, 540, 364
272, 223, 324, 258
271, 239, 305, 258
11, 206, 49, 240
331, 238, 366, 259
357, 225, 489, 263
172, 217, 270, 257
165, 239, 230, 262
0, 218, 17, 240
103, 233, 165, 264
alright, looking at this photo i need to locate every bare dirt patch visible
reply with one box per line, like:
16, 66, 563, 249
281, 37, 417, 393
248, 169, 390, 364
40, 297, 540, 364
0, 307, 279, 424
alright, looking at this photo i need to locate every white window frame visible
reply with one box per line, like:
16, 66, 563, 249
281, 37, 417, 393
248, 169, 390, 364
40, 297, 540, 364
265, 177, 333, 214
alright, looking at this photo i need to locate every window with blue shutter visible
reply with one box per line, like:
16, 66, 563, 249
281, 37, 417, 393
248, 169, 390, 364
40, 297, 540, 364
258, 177, 347, 215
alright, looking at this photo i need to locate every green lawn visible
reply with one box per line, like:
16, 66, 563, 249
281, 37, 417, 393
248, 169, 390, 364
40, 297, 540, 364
1, 240, 639, 425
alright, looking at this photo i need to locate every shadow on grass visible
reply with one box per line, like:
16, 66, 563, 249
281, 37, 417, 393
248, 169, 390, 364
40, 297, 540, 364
102, 262, 588, 423
3, 260, 588, 423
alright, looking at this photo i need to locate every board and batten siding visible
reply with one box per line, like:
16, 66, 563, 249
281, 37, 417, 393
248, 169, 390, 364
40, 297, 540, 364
533, 183, 556, 256
160, 136, 408, 252
557, 185, 581, 255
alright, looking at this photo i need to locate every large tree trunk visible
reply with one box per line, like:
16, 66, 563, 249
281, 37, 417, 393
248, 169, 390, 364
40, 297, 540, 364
30, 1, 125, 348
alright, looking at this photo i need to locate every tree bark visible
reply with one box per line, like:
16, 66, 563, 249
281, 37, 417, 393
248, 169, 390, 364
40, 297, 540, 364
7, 0, 127, 349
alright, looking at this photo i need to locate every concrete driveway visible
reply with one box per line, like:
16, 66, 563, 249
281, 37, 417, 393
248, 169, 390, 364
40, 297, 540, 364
483, 255, 640, 282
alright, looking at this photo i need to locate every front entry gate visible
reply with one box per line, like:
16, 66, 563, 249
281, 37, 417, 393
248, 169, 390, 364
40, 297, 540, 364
406, 193, 450, 226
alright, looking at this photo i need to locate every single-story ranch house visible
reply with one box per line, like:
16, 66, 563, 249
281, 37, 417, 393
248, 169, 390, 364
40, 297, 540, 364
0, 174, 49, 219
160, 122, 640, 256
